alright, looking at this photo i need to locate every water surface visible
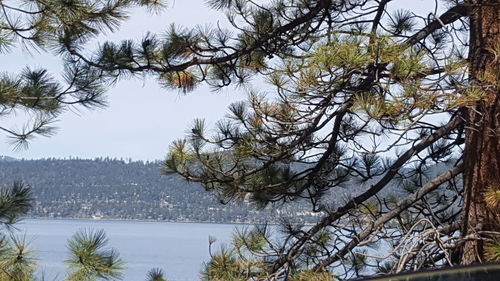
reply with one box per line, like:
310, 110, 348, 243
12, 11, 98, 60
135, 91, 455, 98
16, 219, 237, 281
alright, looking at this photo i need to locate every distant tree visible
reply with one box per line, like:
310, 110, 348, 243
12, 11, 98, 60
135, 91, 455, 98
64, 0, 499, 279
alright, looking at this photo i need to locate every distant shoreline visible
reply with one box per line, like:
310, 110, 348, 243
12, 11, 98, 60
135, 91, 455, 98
3, 159, 321, 225
22, 216, 279, 226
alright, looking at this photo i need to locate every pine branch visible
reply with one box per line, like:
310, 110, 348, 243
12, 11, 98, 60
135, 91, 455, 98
314, 163, 464, 270
271, 116, 463, 272
405, 4, 468, 46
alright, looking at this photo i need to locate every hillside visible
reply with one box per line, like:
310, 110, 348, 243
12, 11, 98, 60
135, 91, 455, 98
0, 158, 321, 223
0, 157, 455, 223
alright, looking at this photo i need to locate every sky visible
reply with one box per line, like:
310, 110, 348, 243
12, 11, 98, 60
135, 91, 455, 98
0, 0, 248, 161
0, 0, 435, 161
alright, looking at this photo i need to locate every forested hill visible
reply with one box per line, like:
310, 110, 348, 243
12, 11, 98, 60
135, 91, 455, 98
0, 157, 453, 223
0, 158, 325, 223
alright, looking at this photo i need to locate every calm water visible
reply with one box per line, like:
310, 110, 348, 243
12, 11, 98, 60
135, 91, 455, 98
15, 219, 237, 281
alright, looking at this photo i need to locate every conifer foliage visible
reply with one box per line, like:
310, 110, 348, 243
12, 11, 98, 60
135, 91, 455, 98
83, 0, 496, 278
1, 0, 499, 280
0, 1, 163, 280
0, 0, 163, 148
68, 0, 494, 278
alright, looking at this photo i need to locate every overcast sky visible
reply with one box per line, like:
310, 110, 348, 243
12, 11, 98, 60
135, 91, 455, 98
0, 0, 435, 161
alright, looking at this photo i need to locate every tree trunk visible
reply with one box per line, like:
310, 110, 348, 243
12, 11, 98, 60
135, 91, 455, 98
461, 0, 500, 264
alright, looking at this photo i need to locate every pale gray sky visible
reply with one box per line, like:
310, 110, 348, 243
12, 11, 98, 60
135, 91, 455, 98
1, 0, 247, 161
0, 0, 436, 161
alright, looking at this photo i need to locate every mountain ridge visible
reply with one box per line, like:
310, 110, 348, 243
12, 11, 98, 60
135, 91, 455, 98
0, 158, 456, 223
0, 158, 320, 223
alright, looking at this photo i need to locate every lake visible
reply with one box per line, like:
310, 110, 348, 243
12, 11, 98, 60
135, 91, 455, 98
15, 219, 238, 281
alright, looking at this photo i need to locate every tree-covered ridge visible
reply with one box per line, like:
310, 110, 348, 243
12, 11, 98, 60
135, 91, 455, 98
0, 158, 457, 225
0, 157, 353, 223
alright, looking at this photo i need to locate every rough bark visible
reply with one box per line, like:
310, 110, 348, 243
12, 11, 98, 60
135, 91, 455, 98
461, 0, 500, 264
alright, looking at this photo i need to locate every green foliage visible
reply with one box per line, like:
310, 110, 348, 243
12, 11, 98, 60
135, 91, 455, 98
290, 270, 336, 281
3, 0, 492, 279
0, 0, 164, 146
0, 235, 36, 281
146, 268, 168, 281
232, 226, 268, 253
484, 185, 500, 209
0, 181, 129, 281
65, 229, 124, 281
0, 183, 32, 227
0, 183, 35, 281
0, 68, 59, 111
313, 37, 372, 69
485, 236, 500, 262
388, 10, 416, 35
160, 71, 198, 93
2, 2, 174, 281
150, 0, 476, 278
203, 226, 273, 281
206, 0, 236, 11
202, 246, 246, 281
358, 199, 381, 216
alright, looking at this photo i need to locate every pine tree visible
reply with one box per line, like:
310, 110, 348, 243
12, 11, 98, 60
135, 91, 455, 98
460, 0, 499, 264
64, 0, 498, 277
2, 0, 499, 279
